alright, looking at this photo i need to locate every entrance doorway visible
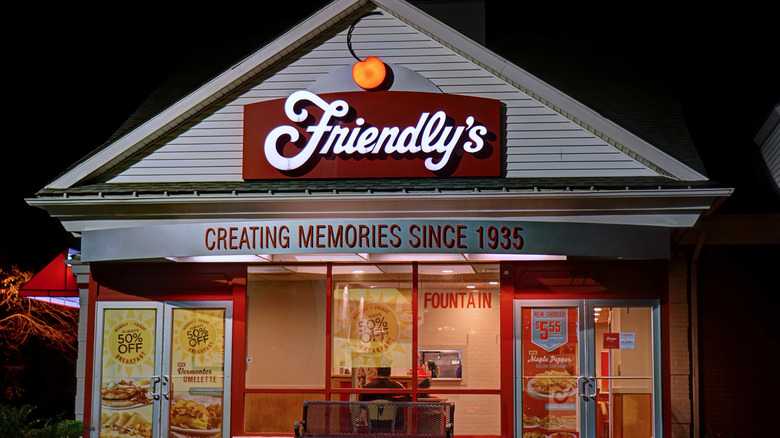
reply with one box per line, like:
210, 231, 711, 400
514, 299, 661, 438
91, 301, 232, 437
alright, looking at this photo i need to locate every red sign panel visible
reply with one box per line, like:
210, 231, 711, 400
243, 90, 500, 179
603, 332, 620, 349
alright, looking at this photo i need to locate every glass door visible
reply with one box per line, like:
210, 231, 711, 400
92, 301, 232, 438
514, 299, 661, 438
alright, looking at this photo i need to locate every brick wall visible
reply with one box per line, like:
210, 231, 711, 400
697, 245, 777, 437
668, 254, 692, 438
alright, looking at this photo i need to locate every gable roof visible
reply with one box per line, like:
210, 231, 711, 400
42, 0, 707, 193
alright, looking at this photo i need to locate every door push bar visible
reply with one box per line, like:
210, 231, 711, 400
162, 375, 170, 400
577, 376, 598, 400
149, 375, 171, 400
150, 376, 161, 400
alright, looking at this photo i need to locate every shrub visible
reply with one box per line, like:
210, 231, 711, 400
0, 404, 39, 437
33, 419, 84, 438
0, 405, 84, 438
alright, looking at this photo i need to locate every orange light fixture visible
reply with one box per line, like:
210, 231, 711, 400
352, 56, 386, 90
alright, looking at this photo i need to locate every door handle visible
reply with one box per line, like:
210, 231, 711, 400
577, 376, 589, 400
150, 376, 161, 400
588, 377, 598, 399
577, 376, 597, 400
162, 375, 170, 400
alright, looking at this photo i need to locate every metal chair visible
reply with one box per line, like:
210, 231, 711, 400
365, 402, 399, 433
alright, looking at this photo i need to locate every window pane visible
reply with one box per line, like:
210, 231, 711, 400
418, 263, 500, 389
332, 264, 413, 377
244, 393, 326, 433
444, 394, 501, 435
246, 265, 326, 388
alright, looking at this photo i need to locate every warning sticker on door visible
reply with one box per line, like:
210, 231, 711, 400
531, 309, 568, 352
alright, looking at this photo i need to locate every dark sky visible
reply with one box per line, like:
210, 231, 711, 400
3, 2, 779, 272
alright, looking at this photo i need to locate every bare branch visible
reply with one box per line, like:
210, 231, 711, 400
0, 267, 78, 361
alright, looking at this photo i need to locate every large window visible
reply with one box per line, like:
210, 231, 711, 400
418, 263, 501, 435
246, 265, 327, 389
332, 264, 413, 377
244, 262, 500, 434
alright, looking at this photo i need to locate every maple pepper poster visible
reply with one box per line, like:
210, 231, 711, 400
521, 307, 580, 437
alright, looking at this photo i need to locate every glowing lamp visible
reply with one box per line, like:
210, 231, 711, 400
352, 56, 386, 90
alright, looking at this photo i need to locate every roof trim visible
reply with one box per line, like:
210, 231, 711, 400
29, 184, 733, 231
48, 0, 369, 189
48, 0, 706, 189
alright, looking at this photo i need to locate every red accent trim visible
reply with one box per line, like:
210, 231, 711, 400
82, 273, 98, 429
326, 263, 333, 394
230, 266, 247, 436
412, 262, 419, 399
499, 263, 515, 438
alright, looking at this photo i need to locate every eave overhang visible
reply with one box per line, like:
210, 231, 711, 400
29, 184, 733, 232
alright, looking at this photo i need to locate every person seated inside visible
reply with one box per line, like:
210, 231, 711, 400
359, 367, 409, 402
417, 378, 441, 399
359, 367, 409, 432
426, 360, 440, 378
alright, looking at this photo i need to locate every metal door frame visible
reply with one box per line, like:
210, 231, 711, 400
91, 300, 233, 438
514, 299, 662, 438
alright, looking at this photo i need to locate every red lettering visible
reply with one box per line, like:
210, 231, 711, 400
217, 228, 227, 249
408, 225, 421, 248
456, 225, 467, 248
239, 227, 249, 249
389, 224, 402, 247
205, 228, 216, 250
423, 292, 492, 309
328, 225, 343, 247
428, 225, 441, 248
299, 225, 314, 248
229, 227, 238, 249
345, 225, 357, 247
359, 225, 370, 247
443, 224, 455, 248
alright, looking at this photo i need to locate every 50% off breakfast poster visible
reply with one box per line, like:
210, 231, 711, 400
99, 308, 158, 437
169, 308, 226, 438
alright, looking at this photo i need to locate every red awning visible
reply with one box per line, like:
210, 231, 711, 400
20, 251, 78, 297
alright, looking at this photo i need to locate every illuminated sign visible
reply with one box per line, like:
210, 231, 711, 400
81, 219, 671, 262
352, 56, 386, 90
243, 90, 500, 179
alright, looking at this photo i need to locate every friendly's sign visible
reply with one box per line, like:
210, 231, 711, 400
243, 90, 500, 179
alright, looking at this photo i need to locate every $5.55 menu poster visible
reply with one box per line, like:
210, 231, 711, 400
521, 307, 580, 437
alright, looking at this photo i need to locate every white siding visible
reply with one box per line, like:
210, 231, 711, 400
109, 9, 655, 184
759, 118, 780, 188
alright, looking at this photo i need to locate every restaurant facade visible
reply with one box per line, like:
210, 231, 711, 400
27, 1, 736, 437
